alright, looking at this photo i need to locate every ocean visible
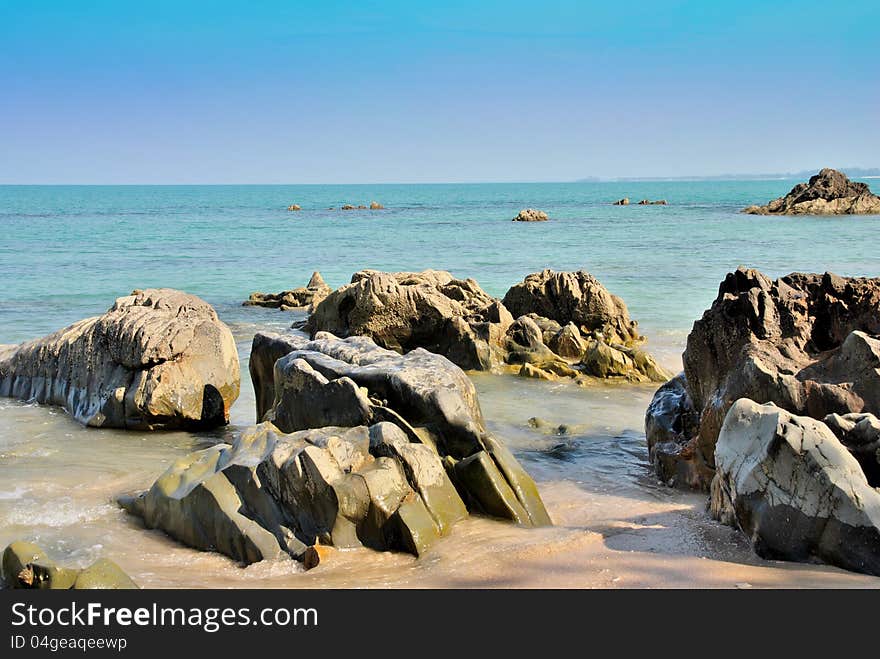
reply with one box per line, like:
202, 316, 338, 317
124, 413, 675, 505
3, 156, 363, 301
1, 181, 879, 588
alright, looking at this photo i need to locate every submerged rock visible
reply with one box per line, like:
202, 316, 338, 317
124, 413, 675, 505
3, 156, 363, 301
646, 267, 880, 490
287, 204, 302, 211
1, 541, 138, 589
612, 198, 630, 205
0, 289, 239, 430
244, 271, 331, 311
709, 399, 880, 576
743, 168, 880, 215
512, 208, 549, 222
637, 199, 667, 205
122, 332, 551, 565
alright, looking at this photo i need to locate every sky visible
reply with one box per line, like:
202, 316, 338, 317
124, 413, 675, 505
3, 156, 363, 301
0, 1, 877, 183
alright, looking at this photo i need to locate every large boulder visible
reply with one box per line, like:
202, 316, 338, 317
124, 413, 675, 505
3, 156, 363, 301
743, 168, 880, 215
122, 332, 551, 565
503, 269, 643, 346
512, 208, 549, 222
243, 271, 331, 311
0, 289, 239, 430
306, 269, 513, 370
646, 267, 880, 489
709, 399, 880, 576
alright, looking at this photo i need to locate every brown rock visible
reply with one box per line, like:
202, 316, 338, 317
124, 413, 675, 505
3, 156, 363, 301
743, 168, 880, 215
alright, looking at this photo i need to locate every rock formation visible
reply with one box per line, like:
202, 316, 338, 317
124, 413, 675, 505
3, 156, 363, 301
244, 271, 331, 311
306, 269, 670, 383
743, 168, 880, 215
612, 198, 629, 206
369, 201, 384, 210
287, 204, 301, 211
512, 208, 549, 222
2, 541, 138, 589
637, 199, 667, 205
646, 267, 880, 489
121, 332, 551, 565
709, 399, 880, 576
0, 289, 240, 430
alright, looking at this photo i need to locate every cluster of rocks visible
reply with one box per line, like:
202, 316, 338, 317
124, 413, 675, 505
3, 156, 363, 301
743, 168, 880, 215
2, 541, 138, 589
0, 289, 240, 430
613, 198, 667, 206
243, 272, 331, 311
287, 204, 301, 211
121, 332, 550, 565
512, 208, 549, 222
306, 269, 671, 384
646, 267, 880, 575
331, 201, 384, 211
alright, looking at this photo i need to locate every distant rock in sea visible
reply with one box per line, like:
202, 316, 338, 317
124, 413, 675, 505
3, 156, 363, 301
612, 198, 629, 205
287, 204, 301, 211
512, 208, 548, 222
743, 168, 880, 215
637, 199, 667, 205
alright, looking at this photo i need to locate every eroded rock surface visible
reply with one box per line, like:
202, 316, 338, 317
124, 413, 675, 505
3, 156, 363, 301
307, 269, 670, 384
0, 289, 240, 430
512, 208, 549, 222
646, 267, 880, 489
743, 168, 880, 215
709, 399, 880, 576
122, 332, 550, 565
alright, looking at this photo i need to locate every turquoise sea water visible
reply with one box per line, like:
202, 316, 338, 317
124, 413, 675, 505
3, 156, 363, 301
2, 181, 880, 587
2, 180, 879, 345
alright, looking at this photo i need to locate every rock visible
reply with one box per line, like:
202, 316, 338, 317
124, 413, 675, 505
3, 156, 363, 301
0, 289, 239, 430
709, 399, 880, 576
743, 168, 880, 215
243, 271, 331, 310
2, 541, 137, 589
341, 204, 355, 210
823, 412, 880, 486
612, 198, 630, 205
547, 323, 587, 359
503, 269, 643, 346
648, 267, 880, 489
287, 204, 301, 211
637, 199, 667, 205
644, 373, 708, 488
306, 269, 512, 370
369, 201, 384, 210
73, 559, 139, 589
123, 332, 551, 565
512, 208, 549, 222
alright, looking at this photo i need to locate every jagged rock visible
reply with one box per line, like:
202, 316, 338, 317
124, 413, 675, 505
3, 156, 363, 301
824, 412, 880, 486
743, 168, 880, 215
0, 289, 239, 430
369, 201, 384, 210
710, 399, 880, 576
287, 204, 301, 211
637, 199, 667, 205
1, 541, 137, 589
306, 269, 512, 370
503, 269, 643, 346
646, 267, 880, 489
243, 271, 331, 311
512, 208, 549, 222
644, 374, 707, 488
122, 332, 550, 565
547, 323, 587, 359
612, 198, 629, 205
341, 204, 355, 210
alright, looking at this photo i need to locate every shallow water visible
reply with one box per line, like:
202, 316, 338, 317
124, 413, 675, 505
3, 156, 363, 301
1, 182, 879, 588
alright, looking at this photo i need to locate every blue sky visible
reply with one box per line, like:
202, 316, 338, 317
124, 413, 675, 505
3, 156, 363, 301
1, 1, 877, 183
